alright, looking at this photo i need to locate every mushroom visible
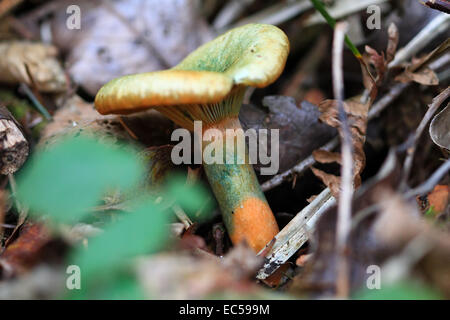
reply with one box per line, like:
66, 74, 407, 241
95, 24, 289, 253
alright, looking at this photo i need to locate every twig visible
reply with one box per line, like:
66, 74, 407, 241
18, 83, 52, 121
0, 106, 29, 175
4, 174, 28, 248
213, 0, 255, 30
228, 0, 312, 30
261, 137, 339, 192
422, 0, 450, 14
404, 158, 450, 199
381, 233, 434, 285
367, 82, 410, 118
332, 21, 354, 298
172, 205, 193, 230
256, 186, 335, 279
388, 13, 450, 68
401, 87, 450, 187
117, 116, 138, 140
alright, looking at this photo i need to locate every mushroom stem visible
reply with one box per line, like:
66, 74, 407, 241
202, 117, 279, 252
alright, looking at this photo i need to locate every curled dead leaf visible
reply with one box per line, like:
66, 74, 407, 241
311, 99, 368, 197
395, 67, 439, 85
394, 38, 449, 86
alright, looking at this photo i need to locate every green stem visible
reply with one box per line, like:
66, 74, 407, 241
201, 117, 279, 252
310, 0, 362, 58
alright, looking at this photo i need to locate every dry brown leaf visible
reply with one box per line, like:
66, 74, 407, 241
311, 99, 368, 197
0, 223, 53, 278
365, 45, 386, 83
394, 38, 449, 86
395, 67, 439, 85
408, 38, 450, 72
240, 96, 337, 173
0, 41, 67, 92
360, 23, 398, 100
311, 167, 342, 197
312, 150, 342, 164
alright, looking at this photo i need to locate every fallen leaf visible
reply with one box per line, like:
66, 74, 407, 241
395, 67, 439, 85
365, 45, 386, 83
394, 38, 449, 85
52, 0, 214, 95
311, 99, 368, 197
361, 23, 399, 99
0, 41, 67, 92
311, 167, 342, 197
240, 96, 337, 173
0, 223, 54, 277
430, 102, 450, 150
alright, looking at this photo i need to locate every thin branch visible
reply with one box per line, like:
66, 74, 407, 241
422, 0, 450, 14
256, 187, 334, 280
261, 138, 338, 192
18, 83, 51, 121
333, 21, 353, 298
213, 0, 255, 30
404, 158, 450, 199
228, 0, 311, 30
388, 13, 450, 68
172, 205, 193, 230
401, 87, 450, 187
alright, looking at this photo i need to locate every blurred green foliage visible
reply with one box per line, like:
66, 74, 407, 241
16, 136, 212, 299
354, 281, 442, 300
17, 137, 145, 223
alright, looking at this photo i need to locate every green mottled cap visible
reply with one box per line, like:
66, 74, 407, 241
95, 24, 289, 116
174, 23, 289, 87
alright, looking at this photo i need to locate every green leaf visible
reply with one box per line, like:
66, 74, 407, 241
16, 136, 144, 223
70, 199, 170, 281
165, 174, 214, 220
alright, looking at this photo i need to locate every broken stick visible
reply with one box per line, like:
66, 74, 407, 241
0, 105, 29, 175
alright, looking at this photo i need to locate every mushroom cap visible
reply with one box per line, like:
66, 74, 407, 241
95, 24, 289, 115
